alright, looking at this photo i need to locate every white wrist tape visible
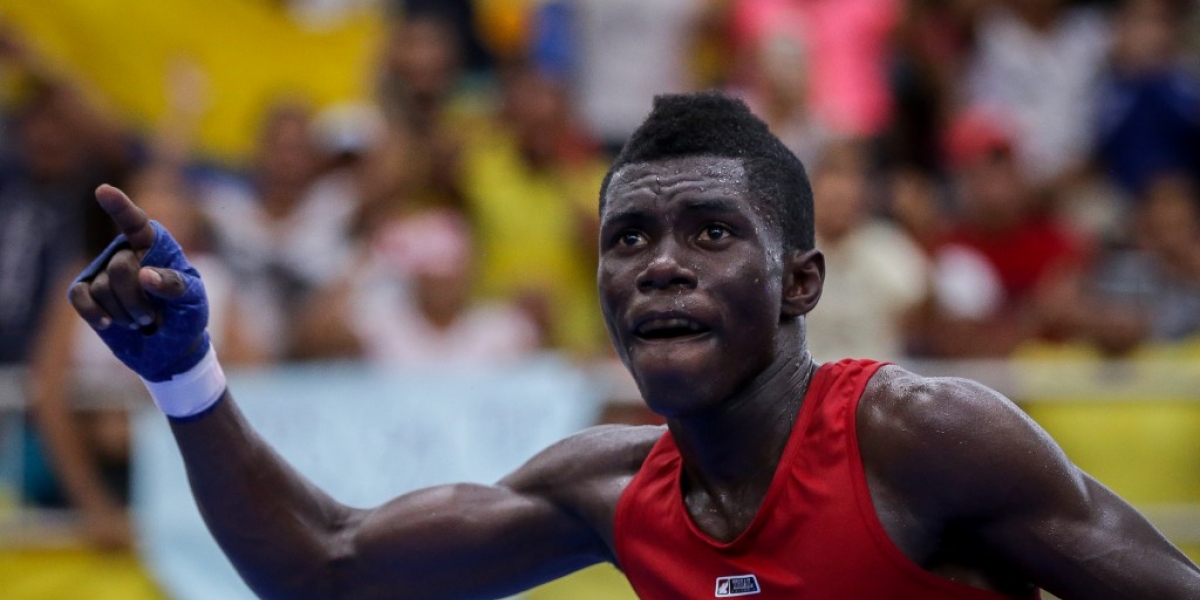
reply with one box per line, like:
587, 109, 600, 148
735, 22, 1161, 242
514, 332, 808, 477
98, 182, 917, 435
141, 346, 227, 418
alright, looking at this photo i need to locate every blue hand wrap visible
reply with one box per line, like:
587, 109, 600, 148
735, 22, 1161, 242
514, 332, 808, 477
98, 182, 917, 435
73, 221, 211, 383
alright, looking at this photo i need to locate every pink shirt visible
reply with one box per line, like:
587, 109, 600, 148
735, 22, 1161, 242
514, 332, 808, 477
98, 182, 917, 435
732, 0, 898, 136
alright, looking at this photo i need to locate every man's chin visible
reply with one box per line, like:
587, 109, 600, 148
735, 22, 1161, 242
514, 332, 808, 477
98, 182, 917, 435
638, 384, 720, 420
628, 352, 720, 414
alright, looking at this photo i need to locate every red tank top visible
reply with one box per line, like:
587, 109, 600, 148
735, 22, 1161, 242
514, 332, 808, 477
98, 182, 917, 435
614, 359, 1036, 599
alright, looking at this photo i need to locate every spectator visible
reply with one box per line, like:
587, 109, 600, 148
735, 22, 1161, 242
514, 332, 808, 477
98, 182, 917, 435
294, 208, 541, 366
558, 0, 709, 155
0, 32, 138, 366
198, 101, 355, 359
458, 62, 610, 358
806, 142, 930, 361
729, 5, 832, 171
887, 166, 952, 254
396, 0, 495, 75
888, 0, 986, 170
379, 12, 465, 128
376, 12, 487, 212
1077, 173, 1200, 354
317, 105, 426, 239
920, 107, 1089, 357
964, 0, 1111, 191
729, 0, 900, 139
1094, 0, 1200, 200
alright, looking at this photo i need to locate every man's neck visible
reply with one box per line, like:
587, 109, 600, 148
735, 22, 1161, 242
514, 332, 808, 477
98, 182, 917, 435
668, 350, 817, 496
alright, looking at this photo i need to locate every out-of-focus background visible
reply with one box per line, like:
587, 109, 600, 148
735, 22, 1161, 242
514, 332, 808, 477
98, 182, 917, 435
0, 0, 1198, 598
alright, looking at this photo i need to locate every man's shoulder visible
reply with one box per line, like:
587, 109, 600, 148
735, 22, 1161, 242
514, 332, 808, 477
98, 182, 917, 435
857, 365, 1038, 482
502, 424, 665, 499
538, 424, 664, 470
861, 364, 1022, 436
859, 364, 1070, 519
499, 424, 665, 548
864, 362, 1012, 410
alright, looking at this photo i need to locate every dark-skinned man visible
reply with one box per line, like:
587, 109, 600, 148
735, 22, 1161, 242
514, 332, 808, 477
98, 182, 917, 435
68, 92, 1200, 599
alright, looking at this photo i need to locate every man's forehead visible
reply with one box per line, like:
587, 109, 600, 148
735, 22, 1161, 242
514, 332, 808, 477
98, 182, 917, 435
604, 156, 749, 208
610, 155, 745, 186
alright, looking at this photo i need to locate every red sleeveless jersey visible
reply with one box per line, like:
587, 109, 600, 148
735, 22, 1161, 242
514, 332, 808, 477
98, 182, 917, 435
613, 359, 1037, 599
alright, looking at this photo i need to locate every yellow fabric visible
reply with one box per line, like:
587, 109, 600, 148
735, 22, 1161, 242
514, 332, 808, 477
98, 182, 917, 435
461, 122, 609, 356
0, 548, 634, 600
474, 0, 537, 59
526, 564, 638, 600
0, 547, 166, 600
0, 544, 1190, 598
1014, 340, 1200, 526
1026, 400, 1200, 503
0, 0, 382, 160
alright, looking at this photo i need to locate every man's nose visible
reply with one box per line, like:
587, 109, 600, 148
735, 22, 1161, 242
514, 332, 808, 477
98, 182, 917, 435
636, 240, 697, 292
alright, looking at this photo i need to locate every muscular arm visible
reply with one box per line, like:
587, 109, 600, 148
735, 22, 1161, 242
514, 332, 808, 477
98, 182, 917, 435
860, 368, 1200, 600
170, 398, 635, 600
67, 185, 653, 600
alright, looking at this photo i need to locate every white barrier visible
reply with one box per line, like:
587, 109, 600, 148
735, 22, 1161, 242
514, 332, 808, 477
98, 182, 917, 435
1, 355, 1198, 595
131, 357, 603, 600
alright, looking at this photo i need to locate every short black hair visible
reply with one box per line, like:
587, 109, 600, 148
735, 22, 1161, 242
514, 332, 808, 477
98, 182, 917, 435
599, 91, 814, 252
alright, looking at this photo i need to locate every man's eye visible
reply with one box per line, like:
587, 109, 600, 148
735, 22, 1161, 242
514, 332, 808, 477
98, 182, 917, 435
701, 225, 730, 241
618, 231, 644, 247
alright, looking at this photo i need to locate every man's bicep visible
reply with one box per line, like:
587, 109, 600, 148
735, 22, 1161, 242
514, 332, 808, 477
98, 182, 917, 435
981, 469, 1200, 600
933, 383, 1200, 598
874, 374, 1200, 598
959, 405, 1200, 599
340, 481, 606, 600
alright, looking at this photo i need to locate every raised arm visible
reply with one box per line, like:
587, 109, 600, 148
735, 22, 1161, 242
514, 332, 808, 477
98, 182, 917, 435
860, 368, 1200, 600
67, 185, 634, 599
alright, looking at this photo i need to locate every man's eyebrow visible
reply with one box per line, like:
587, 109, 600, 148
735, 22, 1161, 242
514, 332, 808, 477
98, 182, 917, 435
602, 207, 648, 225
682, 197, 741, 215
603, 198, 742, 224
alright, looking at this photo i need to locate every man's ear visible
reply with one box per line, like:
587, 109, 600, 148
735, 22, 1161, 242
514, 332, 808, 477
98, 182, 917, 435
781, 248, 824, 318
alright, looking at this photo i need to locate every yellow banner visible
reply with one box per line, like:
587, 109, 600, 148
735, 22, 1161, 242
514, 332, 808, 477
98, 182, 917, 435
0, 0, 382, 159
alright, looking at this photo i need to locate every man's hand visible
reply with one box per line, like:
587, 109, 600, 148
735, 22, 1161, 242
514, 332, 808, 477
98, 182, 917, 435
67, 184, 211, 383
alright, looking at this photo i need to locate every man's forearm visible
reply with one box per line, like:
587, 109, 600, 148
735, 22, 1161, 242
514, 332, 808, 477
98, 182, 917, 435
169, 392, 353, 600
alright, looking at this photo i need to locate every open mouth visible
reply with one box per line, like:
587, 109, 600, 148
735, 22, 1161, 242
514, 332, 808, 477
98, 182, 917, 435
634, 318, 711, 341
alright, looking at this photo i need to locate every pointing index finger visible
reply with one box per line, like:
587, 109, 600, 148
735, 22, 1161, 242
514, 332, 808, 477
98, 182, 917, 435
95, 184, 156, 255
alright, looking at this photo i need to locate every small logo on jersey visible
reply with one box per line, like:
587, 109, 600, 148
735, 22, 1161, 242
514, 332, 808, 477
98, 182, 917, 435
715, 574, 761, 597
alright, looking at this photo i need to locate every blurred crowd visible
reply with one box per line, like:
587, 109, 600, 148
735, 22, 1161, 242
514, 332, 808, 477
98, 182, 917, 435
0, 0, 1198, 549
